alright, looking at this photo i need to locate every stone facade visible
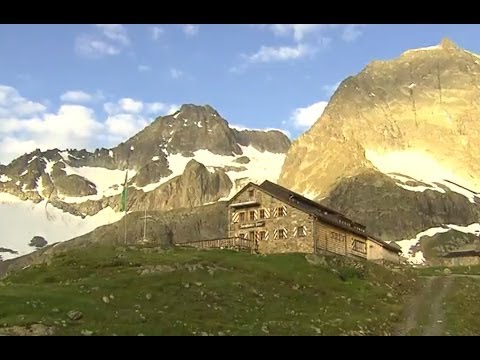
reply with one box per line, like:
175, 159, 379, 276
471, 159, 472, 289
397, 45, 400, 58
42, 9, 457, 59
228, 185, 315, 254
227, 183, 400, 263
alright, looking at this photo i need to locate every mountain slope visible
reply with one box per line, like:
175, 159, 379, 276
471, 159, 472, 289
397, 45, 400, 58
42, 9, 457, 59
279, 38, 480, 263
0, 104, 290, 260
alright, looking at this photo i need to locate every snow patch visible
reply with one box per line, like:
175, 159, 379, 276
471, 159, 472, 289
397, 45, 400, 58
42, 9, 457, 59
403, 45, 440, 56
397, 223, 480, 265
130, 146, 135, 151
15, 181, 20, 186
173, 112, 181, 119
134, 146, 286, 196
408, 83, 417, 89
109, 150, 114, 158
0, 174, 12, 183
20, 170, 28, 176
43, 159, 56, 176
196, 122, 203, 128
152, 156, 160, 161
60, 166, 136, 203
27, 156, 38, 164
59, 151, 70, 162
365, 150, 480, 202
0, 193, 123, 260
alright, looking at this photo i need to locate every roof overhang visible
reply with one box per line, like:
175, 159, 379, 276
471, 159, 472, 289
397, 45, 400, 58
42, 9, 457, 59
229, 200, 260, 209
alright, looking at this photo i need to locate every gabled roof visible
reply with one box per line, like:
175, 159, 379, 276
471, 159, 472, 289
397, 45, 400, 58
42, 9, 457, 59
228, 180, 399, 253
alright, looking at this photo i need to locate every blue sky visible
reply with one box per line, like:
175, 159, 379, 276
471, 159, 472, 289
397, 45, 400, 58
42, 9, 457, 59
1, 24, 480, 163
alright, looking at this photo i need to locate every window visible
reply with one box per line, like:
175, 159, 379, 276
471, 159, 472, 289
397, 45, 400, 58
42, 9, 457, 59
331, 231, 346, 241
259, 231, 267, 240
296, 226, 306, 237
249, 211, 256, 221
248, 189, 255, 198
239, 212, 245, 222
276, 206, 287, 217
239, 233, 245, 239
259, 209, 266, 219
352, 240, 367, 254
279, 229, 287, 239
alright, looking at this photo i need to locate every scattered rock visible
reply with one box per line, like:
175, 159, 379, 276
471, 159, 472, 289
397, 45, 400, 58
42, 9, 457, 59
145, 293, 152, 301
138, 333, 145, 336
29, 236, 47, 249
292, 284, 300, 291
261, 324, 270, 334
184, 283, 191, 289
67, 310, 83, 321
109, 294, 115, 300
305, 254, 327, 266
81, 329, 94, 336
444, 268, 452, 275
194, 282, 204, 287
218, 331, 226, 336
0, 324, 54, 336
386, 292, 393, 298
102, 296, 110, 304
52, 308, 60, 313
201, 332, 209, 336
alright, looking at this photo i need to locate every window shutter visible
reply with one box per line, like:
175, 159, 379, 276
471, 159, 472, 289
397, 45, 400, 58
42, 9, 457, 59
273, 207, 278, 217
282, 205, 287, 216
254, 209, 258, 220
232, 212, 239, 223
302, 226, 307, 235
284, 228, 288, 238
293, 226, 298, 237
274, 229, 279, 239
265, 230, 269, 240
264, 208, 270, 218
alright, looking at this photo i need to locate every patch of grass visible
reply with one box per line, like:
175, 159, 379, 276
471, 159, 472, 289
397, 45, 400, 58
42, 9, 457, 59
0, 245, 417, 336
443, 278, 480, 335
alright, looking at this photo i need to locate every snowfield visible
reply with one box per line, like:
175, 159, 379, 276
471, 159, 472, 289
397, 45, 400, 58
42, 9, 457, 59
0, 193, 123, 261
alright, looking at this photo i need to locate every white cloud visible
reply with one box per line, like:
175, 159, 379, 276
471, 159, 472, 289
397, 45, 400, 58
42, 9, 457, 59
246, 44, 314, 64
267, 24, 330, 42
60, 90, 93, 103
138, 65, 151, 72
0, 85, 46, 117
105, 114, 148, 138
341, 25, 365, 42
75, 24, 130, 58
96, 24, 130, 46
170, 68, 183, 79
104, 98, 144, 115
151, 26, 164, 40
182, 24, 199, 37
290, 101, 328, 129
0, 104, 104, 163
0, 85, 180, 164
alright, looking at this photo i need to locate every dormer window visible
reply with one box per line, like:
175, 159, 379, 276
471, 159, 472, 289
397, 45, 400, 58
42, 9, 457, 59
248, 189, 255, 198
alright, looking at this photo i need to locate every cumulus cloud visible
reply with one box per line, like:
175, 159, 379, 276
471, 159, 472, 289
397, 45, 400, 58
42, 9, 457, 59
0, 85, 46, 117
0, 85, 180, 164
341, 25, 365, 42
246, 44, 314, 63
182, 24, 199, 37
290, 101, 328, 129
60, 90, 93, 103
75, 24, 130, 58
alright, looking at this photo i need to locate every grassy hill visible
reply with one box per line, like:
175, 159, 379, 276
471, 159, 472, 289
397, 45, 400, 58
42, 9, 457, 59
0, 245, 418, 336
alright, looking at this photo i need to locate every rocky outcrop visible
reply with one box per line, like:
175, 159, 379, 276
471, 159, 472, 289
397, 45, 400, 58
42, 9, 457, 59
124, 160, 232, 212
280, 38, 480, 197
279, 38, 480, 256
233, 129, 290, 154
320, 170, 480, 242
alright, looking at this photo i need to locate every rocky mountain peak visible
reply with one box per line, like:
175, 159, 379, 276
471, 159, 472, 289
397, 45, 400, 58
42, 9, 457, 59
440, 37, 459, 50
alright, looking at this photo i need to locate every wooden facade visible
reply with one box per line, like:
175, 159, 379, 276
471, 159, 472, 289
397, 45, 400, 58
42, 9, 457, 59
227, 181, 400, 263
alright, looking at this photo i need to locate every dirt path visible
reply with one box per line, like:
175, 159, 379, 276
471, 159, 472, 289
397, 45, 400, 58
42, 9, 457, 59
395, 275, 459, 336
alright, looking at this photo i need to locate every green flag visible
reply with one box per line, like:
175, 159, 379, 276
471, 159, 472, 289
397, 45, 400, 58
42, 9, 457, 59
120, 170, 128, 212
